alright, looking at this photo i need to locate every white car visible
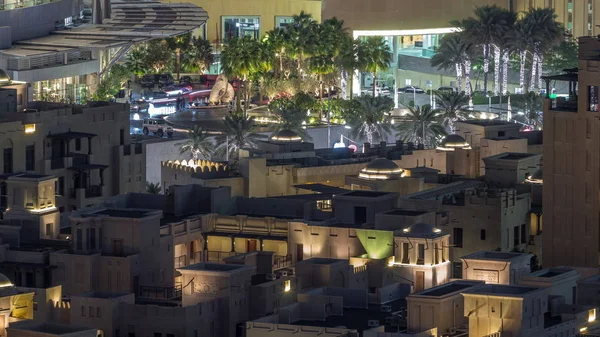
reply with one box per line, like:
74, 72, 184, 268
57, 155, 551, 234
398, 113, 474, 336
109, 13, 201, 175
142, 118, 173, 138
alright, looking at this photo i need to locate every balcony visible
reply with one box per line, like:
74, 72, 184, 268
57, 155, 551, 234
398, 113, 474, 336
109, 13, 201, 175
138, 283, 182, 300
273, 254, 292, 270
174, 251, 202, 268
69, 185, 103, 199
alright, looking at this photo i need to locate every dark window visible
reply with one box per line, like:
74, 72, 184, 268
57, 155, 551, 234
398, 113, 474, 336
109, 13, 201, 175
453, 227, 463, 248
58, 177, 65, 196
402, 242, 410, 264
417, 244, 425, 264
498, 131, 505, 137
354, 206, 367, 224
76, 228, 82, 250
90, 227, 96, 250
513, 226, 520, 247
453, 262, 463, 278
120, 129, 125, 146
3, 147, 13, 174
521, 224, 526, 244
75, 138, 81, 151
46, 223, 53, 237
99, 228, 103, 249
589, 86, 598, 111
25, 145, 35, 171
480, 229, 486, 240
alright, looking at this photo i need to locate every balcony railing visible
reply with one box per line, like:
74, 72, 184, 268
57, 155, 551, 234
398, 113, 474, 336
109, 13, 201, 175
174, 252, 202, 268
549, 96, 578, 112
138, 283, 182, 300
206, 250, 237, 262
273, 254, 292, 270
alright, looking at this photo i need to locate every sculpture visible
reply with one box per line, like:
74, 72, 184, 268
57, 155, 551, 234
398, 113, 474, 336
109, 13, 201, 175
208, 74, 235, 105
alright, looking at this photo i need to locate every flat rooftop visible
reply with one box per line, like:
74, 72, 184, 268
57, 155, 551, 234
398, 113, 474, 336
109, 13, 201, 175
88, 209, 153, 219
341, 191, 391, 198
405, 180, 485, 200
530, 267, 575, 278
462, 251, 529, 261
8, 322, 94, 335
486, 152, 538, 161
76, 291, 130, 299
384, 209, 429, 216
301, 258, 346, 265
463, 284, 541, 297
178, 262, 246, 272
413, 280, 483, 297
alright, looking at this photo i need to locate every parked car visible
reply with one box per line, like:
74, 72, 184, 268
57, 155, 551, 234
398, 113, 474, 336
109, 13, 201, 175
159, 74, 174, 86
179, 76, 192, 84
142, 118, 173, 138
140, 75, 155, 88
436, 86, 456, 93
397, 86, 425, 94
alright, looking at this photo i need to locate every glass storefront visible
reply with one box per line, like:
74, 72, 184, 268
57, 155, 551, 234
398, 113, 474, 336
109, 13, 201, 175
32, 75, 89, 104
222, 16, 260, 41
275, 16, 294, 29
397, 34, 442, 58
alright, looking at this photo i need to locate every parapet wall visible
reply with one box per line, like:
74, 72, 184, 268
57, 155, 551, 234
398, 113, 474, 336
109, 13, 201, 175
162, 159, 229, 179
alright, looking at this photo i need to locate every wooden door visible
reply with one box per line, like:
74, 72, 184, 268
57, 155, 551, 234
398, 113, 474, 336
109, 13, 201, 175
415, 271, 425, 292
296, 244, 304, 262
247, 239, 257, 252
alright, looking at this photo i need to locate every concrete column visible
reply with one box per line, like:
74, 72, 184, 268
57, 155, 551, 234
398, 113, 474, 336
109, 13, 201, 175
92, 0, 102, 24
102, 0, 111, 19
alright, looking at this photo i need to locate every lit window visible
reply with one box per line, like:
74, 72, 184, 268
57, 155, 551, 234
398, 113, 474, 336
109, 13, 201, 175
284, 280, 291, 292
24, 124, 35, 134
589, 309, 596, 322
222, 16, 260, 41
589, 86, 599, 111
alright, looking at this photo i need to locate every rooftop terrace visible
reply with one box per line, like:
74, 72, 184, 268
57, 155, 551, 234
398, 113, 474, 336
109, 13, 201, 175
463, 284, 541, 297
462, 251, 529, 261
413, 280, 483, 297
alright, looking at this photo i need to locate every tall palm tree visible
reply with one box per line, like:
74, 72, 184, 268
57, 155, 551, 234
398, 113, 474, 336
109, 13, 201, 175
396, 104, 447, 147
434, 91, 470, 132
510, 19, 536, 92
344, 95, 393, 144
145, 181, 162, 194
431, 33, 474, 94
361, 37, 392, 97
286, 11, 318, 73
263, 28, 290, 78
215, 113, 266, 161
166, 33, 192, 80
221, 36, 262, 113
460, 5, 512, 94
182, 37, 214, 75
512, 91, 543, 130
338, 37, 367, 99
177, 125, 213, 160
309, 53, 335, 119
494, 10, 517, 95
523, 8, 564, 92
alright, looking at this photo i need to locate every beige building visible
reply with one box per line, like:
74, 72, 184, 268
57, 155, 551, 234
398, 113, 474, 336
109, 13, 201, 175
542, 37, 599, 267
461, 251, 533, 285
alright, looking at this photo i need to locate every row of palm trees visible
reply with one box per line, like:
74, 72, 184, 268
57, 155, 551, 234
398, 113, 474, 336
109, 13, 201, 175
220, 11, 393, 113
432, 5, 564, 96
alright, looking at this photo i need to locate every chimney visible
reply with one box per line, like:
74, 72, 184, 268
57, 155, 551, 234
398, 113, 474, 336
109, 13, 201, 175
92, 0, 102, 24
102, 0, 111, 19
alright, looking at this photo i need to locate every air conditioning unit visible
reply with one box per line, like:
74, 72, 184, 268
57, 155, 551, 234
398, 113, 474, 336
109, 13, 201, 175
367, 320, 379, 328
266, 273, 277, 281
276, 270, 288, 277
380, 305, 392, 313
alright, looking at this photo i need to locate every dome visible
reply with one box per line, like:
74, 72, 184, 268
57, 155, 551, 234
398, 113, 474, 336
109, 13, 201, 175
358, 158, 404, 180
437, 134, 471, 151
400, 222, 443, 238
0, 273, 13, 288
0, 69, 10, 84
271, 129, 302, 143
525, 168, 543, 184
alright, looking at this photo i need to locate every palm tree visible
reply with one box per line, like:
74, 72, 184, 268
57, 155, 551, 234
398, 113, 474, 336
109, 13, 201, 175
145, 39, 173, 73
434, 91, 470, 132
397, 104, 447, 147
344, 95, 393, 144
309, 53, 335, 119
221, 36, 262, 113
361, 37, 392, 97
182, 37, 214, 75
263, 28, 290, 78
495, 10, 517, 95
215, 113, 266, 161
460, 5, 512, 94
177, 125, 213, 160
166, 33, 192, 80
523, 8, 564, 92
512, 92, 543, 130
431, 33, 474, 94
146, 181, 162, 194
270, 106, 311, 140
338, 37, 367, 99
286, 11, 318, 72
510, 19, 536, 92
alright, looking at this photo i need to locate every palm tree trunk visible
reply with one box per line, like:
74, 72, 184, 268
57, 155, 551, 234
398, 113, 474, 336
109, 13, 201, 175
319, 74, 324, 120
176, 49, 181, 81
341, 69, 348, 100
502, 49, 509, 96
519, 50, 527, 92
483, 44, 489, 94
235, 79, 242, 112
455, 63, 463, 92
464, 60, 472, 98
372, 69, 377, 97
529, 44, 539, 93
349, 71, 354, 99
493, 45, 500, 96
244, 79, 250, 114
537, 54, 543, 93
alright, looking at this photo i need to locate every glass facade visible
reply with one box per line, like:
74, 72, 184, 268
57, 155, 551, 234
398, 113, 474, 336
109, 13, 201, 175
397, 34, 442, 59
222, 16, 260, 41
567, 0, 573, 33
32, 75, 88, 104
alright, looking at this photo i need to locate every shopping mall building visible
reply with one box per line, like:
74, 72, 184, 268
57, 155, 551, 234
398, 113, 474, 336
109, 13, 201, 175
322, 0, 596, 94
